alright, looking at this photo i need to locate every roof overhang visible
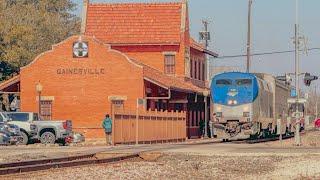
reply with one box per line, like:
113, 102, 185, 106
0, 75, 20, 91
144, 77, 169, 90
110, 43, 180, 46
204, 49, 219, 58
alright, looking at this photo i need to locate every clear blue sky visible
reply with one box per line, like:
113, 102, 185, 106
73, 0, 320, 81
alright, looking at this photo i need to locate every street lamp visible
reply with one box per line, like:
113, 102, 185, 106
203, 90, 210, 138
36, 82, 43, 118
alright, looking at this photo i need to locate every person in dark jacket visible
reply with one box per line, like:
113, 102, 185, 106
102, 114, 112, 145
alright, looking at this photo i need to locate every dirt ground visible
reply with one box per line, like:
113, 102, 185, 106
264, 129, 320, 148
3, 152, 320, 180
1, 129, 320, 179
0, 146, 106, 163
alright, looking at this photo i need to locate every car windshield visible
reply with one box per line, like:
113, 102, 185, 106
6, 113, 29, 122
236, 79, 252, 86
2, 113, 10, 120
216, 79, 232, 85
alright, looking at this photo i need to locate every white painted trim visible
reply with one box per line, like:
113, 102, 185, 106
162, 51, 177, 56
36, 96, 55, 101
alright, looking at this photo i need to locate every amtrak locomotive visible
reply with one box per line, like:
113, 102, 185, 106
211, 72, 293, 140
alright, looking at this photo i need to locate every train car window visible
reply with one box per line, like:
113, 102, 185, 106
236, 79, 252, 85
216, 79, 232, 85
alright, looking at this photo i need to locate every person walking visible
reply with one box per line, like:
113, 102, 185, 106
209, 113, 216, 138
102, 114, 112, 145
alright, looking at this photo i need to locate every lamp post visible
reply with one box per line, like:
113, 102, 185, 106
36, 82, 43, 118
203, 90, 209, 138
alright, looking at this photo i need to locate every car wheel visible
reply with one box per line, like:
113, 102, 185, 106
40, 132, 56, 144
18, 132, 29, 145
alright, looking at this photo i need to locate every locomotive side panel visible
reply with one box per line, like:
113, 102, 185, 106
275, 81, 291, 118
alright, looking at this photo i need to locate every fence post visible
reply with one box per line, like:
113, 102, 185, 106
111, 103, 115, 146
176, 110, 179, 143
135, 99, 139, 145
171, 111, 174, 143
155, 109, 158, 143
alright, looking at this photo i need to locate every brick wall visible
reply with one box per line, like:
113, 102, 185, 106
112, 45, 186, 77
20, 36, 144, 138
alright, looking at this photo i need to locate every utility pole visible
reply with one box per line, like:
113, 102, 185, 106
201, 20, 210, 138
246, 0, 253, 73
202, 20, 209, 51
294, 0, 301, 146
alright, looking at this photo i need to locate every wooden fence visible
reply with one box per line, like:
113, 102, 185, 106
112, 109, 186, 144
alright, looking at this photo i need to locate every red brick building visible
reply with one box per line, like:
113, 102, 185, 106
83, 1, 217, 137
0, 1, 217, 138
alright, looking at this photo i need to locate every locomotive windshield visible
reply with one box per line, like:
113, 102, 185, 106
216, 79, 232, 85
236, 79, 252, 86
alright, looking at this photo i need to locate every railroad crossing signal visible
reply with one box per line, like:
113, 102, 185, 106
303, 73, 318, 87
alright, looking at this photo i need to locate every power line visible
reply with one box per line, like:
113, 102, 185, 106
215, 47, 320, 59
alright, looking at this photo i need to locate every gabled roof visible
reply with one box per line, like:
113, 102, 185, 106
190, 38, 219, 57
130, 59, 206, 94
85, 2, 184, 45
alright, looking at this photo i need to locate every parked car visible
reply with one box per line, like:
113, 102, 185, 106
4, 112, 72, 145
3, 112, 38, 145
0, 130, 11, 145
72, 132, 85, 143
315, 118, 320, 129
0, 113, 23, 145
0, 123, 23, 145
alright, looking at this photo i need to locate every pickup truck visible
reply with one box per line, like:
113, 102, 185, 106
5, 112, 72, 144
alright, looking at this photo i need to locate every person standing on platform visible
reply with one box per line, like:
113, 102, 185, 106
102, 114, 112, 145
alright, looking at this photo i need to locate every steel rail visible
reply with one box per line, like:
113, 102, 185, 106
0, 153, 96, 169
0, 153, 139, 175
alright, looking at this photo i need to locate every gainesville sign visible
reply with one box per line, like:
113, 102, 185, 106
56, 68, 105, 75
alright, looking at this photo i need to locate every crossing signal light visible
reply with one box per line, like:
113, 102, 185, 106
304, 73, 318, 87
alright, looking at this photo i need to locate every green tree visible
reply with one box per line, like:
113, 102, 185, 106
0, 0, 80, 80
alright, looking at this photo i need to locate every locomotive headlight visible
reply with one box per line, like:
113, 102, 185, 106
233, 100, 238, 105
228, 100, 233, 105
216, 106, 222, 112
243, 112, 250, 117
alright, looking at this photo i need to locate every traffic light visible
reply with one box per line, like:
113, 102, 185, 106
304, 73, 318, 86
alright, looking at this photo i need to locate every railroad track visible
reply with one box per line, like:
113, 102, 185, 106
244, 134, 294, 144
225, 133, 298, 144
0, 152, 139, 176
